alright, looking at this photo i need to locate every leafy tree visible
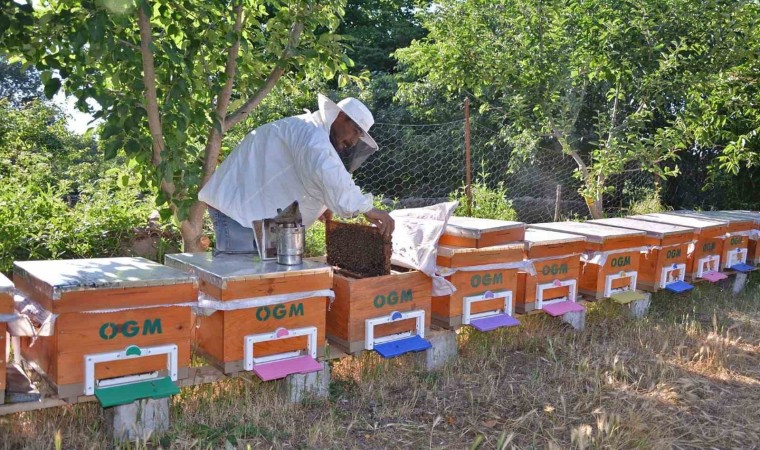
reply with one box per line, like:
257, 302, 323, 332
0, 99, 101, 190
395, 0, 754, 218
0, 58, 42, 108
338, 0, 427, 74
1, 0, 352, 250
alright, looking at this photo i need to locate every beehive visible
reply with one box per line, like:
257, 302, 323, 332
439, 216, 525, 248
667, 211, 756, 271
588, 218, 695, 293
516, 229, 586, 313
726, 211, 760, 265
433, 243, 524, 329
329, 270, 431, 355
630, 213, 729, 279
528, 222, 646, 300
13, 257, 197, 405
0, 273, 14, 405
165, 253, 332, 380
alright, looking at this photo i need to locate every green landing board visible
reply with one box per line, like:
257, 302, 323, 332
609, 290, 647, 304
95, 376, 179, 408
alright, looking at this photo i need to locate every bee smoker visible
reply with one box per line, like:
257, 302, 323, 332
253, 201, 305, 265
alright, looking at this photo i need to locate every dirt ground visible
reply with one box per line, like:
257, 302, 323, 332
1, 274, 759, 449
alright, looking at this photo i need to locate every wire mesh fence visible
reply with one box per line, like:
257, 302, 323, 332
354, 114, 657, 223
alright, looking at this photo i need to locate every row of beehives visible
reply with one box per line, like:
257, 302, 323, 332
0, 209, 757, 408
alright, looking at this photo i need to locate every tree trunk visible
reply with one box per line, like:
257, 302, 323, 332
180, 201, 207, 252
586, 196, 604, 219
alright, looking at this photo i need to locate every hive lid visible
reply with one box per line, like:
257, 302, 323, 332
443, 216, 524, 239
528, 222, 645, 244
725, 210, 760, 224
669, 210, 756, 227
13, 257, 197, 300
523, 229, 586, 248
587, 218, 693, 238
629, 213, 726, 231
164, 252, 331, 290
0, 273, 13, 295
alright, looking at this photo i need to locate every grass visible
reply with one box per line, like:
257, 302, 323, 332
1, 274, 759, 449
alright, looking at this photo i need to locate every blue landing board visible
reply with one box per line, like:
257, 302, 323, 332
730, 263, 755, 273
470, 313, 520, 332
374, 335, 432, 359
664, 280, 694, 294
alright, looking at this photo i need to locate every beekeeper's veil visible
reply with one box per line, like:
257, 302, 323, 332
318, 94, 379, 173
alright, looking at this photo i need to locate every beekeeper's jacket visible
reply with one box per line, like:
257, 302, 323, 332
199, 102, 375, 228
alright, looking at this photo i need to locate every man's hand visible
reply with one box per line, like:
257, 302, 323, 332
363, 208, 395, 239
318, 209, 334, 223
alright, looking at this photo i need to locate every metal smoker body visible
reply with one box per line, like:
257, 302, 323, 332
253, 201, 305, 265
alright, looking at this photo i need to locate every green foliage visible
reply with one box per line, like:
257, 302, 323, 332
338, 0, 428, 74
0, 176, 163, 273
1, 0, 354, 239
0, 99, 179, 273
395, 0, 758, 216
305, 220, 326, 258
0, 57, 42, 108
626, 189, 668, 216
0, 100, 105, 192
450, 171, 518, 221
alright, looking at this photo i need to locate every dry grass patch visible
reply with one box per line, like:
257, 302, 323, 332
1, 274, 759, 449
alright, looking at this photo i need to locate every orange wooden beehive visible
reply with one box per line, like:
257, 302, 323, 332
433, 243, 524, 328
438, 216, 525, 248
528, 222, 646, 300
515, 229, 585, 313
629, 213, 729, 279
329, 270, 431, 355
13, 257, 197, 404
588, 218, 696, 292
164, 253, 332, 379
726, 211, 760, 265
0, 273, 14, 404
666, 211, 756, 271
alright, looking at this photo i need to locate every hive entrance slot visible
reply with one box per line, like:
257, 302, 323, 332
244, 326, 321, 381
85, 344, 180, 407
536, 279, 577, 310
365, 310, 431, 358
604, 271, 637, 298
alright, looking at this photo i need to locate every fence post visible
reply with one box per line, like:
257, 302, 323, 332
464, 98, 472, 215
554, 184, 562, 222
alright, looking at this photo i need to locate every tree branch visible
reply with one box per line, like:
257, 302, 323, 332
137, 3, 165, 167
224, 20, 305, 129
198, 4, 244, 185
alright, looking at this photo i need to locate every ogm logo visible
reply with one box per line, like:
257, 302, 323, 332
666, 248, 681, 259
541, 264, 567, 276
374, 290, 413, 308
703, 242, 715, 252
730, 237, 742, 245
470, 272, 503, 288
610, 256, 631, 268
99, 319, 162, 340
256, 303, 304, 321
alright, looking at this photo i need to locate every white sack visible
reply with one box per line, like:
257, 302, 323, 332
390, 201, 459, 296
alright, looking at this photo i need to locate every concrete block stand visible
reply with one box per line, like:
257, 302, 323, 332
107, 397, 170, 443
281, 361, 331, 403
561, 310, 586, 331
628, 293, 652, 320
417, 330, 458, 371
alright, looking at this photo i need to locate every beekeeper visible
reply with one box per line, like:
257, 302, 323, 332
199, 94, 394, 254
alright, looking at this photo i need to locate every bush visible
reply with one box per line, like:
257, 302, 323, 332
450, 172, 518, 221
0, 176, 175, 273
627, 189, 668, 216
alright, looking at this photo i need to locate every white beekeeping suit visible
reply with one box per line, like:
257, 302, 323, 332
199, 94, 378, 227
